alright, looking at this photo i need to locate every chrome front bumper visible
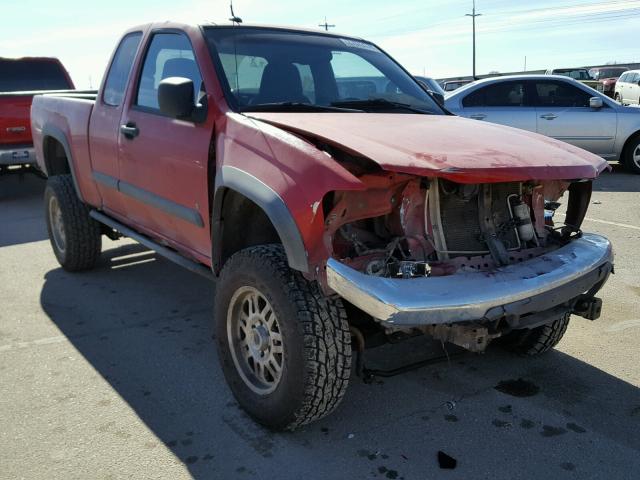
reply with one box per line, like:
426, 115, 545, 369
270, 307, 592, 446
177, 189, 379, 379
0, 146, 36, 166
326, 233, 613, 326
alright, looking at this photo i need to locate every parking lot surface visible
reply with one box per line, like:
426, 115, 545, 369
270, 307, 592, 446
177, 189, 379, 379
1, 168, 639, 479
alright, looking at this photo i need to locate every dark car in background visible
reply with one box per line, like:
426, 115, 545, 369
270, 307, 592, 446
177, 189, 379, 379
0, 57, 76, 171
589, 66, 629, 98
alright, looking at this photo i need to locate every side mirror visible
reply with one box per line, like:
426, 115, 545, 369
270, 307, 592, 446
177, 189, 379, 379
431, 91, 445, 106
589, 97, 603, 109
158, 77, 197, 119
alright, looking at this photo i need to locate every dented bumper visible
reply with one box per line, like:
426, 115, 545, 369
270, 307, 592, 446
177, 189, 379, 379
326, 233, 613, 327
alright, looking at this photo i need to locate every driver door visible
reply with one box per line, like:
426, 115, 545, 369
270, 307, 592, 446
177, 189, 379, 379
117, 31, 211, 257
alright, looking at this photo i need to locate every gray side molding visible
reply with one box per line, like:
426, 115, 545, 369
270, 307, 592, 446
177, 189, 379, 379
213, 165, 309, 273
41, 124, 83, 201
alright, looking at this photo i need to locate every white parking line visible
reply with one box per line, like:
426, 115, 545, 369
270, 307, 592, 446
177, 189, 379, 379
556, 213, 640, 231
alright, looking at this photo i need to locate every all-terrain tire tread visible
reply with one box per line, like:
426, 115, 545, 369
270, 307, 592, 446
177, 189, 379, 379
502, 314, 570, 356
45, 175, 101, 271
218, 244, 351, 430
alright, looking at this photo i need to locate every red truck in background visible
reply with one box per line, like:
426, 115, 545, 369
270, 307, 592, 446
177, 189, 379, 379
31, 23, 613, 431
0, 57, 77, 172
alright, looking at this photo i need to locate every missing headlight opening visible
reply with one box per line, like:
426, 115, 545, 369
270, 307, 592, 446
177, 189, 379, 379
324, 174, 580, 279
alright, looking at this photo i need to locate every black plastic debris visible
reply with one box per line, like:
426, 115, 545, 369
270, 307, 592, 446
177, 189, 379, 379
437, 451, 457, 469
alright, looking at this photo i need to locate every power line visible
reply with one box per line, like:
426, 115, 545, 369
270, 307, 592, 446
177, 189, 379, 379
367, 3, 638, 39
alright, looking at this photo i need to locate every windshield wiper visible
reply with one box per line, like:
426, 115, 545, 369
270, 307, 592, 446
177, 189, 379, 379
330, 98, 433, 114
241, 102, 363, 113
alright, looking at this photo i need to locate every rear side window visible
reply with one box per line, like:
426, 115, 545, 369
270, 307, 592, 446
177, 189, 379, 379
136, 32, 203, 111
534, 81, 591, 107
0, 59, 72, 92
103, 33, 142, 106
462, 81, 525, 107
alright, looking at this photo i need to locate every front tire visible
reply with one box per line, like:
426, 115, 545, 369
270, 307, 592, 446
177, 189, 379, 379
215, 244, 351, 431
499, 313, 570, 356
623, 134, 640, 175
44, 175, 101, 271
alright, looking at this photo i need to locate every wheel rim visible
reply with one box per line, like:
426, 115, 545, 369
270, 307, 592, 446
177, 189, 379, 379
633, 144, 640, 169
227, 286, 284, 395
48, 196, 66, 253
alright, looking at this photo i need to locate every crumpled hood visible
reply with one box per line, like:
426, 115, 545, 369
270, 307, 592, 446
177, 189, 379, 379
248, 112, 609, 183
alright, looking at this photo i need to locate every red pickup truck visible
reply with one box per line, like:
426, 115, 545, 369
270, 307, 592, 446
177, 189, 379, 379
31, 23, 613, 430
0, 57, 76, 171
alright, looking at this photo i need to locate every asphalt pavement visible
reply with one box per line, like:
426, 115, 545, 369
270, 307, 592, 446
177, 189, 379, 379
0, 167, 639, 479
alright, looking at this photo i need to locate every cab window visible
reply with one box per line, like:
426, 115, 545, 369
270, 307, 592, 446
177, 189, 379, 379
103, 32, 142, 106
136, 32, 203, 111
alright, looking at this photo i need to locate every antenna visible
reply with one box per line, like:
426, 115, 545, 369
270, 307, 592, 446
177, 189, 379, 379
229, 0, 242, 24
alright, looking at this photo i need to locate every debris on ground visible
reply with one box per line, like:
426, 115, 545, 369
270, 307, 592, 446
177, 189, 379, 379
437, 450, 457, 469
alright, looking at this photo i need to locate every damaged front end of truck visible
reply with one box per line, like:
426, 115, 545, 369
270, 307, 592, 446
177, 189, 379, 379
322, 172, 612, 353
247, 112, 614, 355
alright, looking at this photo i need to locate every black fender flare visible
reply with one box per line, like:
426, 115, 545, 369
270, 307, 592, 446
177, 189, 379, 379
41, 124, 83, 201
212, 165, 309, 273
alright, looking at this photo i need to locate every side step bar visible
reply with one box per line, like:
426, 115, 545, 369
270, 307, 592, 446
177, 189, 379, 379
90, 210, 214, 280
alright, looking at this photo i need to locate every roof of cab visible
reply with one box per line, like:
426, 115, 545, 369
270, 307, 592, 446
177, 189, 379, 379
123, 21, 366, 42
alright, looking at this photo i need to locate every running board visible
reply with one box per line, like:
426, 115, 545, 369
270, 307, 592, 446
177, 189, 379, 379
90, 210, 214, 280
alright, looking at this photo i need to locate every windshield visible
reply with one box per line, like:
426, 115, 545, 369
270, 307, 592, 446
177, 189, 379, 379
555, 69, 591, 80
592, 68, 627, 80
0, 59, 72, 92
203, 27, 442, 114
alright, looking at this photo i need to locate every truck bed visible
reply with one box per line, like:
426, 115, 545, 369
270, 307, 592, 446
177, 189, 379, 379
31, 94, 98, 202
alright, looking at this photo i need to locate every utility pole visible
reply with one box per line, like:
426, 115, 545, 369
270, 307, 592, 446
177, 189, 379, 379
465, 0, 481, 79
318, 16, 335, 31
524, 55, 527, 71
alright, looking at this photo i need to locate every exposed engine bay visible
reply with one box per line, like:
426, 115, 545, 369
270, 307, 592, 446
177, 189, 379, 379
323, 173, 582, 280
321, 172, 601, 354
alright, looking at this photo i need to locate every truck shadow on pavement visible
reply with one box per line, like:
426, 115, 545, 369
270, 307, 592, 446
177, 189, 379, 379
0, 172, 48, 247
39, 242, 640, 479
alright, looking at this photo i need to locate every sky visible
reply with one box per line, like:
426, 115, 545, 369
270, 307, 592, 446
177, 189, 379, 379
0, 0, 638, 88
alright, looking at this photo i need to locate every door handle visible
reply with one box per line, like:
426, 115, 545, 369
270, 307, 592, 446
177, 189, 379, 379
469, 113, 487, 120
120, 122, 139, 139
540, 113, 557, 120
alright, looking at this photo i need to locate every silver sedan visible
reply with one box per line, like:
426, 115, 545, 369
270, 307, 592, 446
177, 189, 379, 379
445, 75, 640, 174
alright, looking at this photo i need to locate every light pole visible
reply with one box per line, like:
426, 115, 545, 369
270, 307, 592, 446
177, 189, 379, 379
465, 0, 481, 79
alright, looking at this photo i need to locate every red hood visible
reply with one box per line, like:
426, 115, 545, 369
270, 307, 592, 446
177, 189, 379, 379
248, 112, 608, 183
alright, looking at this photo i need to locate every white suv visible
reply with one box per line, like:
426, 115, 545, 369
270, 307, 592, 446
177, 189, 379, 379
614, 70, 640, 105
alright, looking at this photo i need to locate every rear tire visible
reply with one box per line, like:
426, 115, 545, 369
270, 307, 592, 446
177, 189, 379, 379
499, 313, 570, 356
214, 244, 351, 430
623, 134, 640, 175
44, 175, 101, 271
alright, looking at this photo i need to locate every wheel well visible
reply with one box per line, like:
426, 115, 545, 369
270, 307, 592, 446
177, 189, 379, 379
43, 136, 70, 175
621, 131, 640, 162
215, 189, 281, 272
